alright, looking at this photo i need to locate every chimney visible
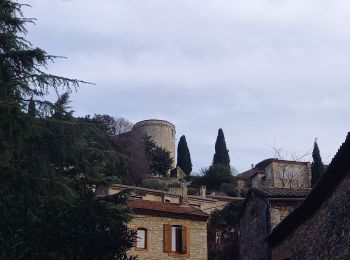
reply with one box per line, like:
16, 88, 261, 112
251, 164, 255, 169
200, 186, 206, 198
169, 186, 188, 205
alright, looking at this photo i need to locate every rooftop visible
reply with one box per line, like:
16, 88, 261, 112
236, 168, 261, 180
130, 199, 209, 221
251, 187, 310, 199
268, 132, 350, 247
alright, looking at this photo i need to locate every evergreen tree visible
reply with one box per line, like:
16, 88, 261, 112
27, 97, 36, 117
0, 2, 135, 258
177, 135, 192, 176
145, 136, 173, 176
311, 138, 324, 187
213, 128, 230, 167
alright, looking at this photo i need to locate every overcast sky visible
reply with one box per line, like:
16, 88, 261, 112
25, 0, 350, 172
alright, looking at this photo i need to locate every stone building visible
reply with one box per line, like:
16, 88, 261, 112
236, 159, 311, 190
128, 199, 208, 260
108, 184, 239, 215
267, 133, 350, 260
238, 187, 310, 260
132, 119, 176, 168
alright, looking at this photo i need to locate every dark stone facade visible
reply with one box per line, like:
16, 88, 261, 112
238, 188, 308, 260
239, 197, 269, 260
270, 170, 350, 260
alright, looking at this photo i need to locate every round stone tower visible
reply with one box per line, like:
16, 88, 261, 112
132, 119, 176, 167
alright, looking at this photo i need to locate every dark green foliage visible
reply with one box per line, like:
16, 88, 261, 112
208, 201, 244, 260
220, 182, 239, 197
177, 135, 192, 176
144, 136, 173, 176
27, 97, 36, 117
213, 128, 230, 167
0, 2, 135, 259
51, 92, 73, 120
311, 139, 324, 187
140, 178, 169, 191
193, 165, 234, 191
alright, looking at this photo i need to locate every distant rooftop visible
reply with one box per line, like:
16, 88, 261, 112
130, 199, 208, 221
251, 186, 311, 199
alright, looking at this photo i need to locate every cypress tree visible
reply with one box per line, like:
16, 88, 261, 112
213, 128, 230, 167
27, 97, 36, 117
311, 138, 324, 187
177, 135, 192, 176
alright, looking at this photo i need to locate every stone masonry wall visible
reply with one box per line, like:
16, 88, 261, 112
271, 170, 350, 260
133, 120, 176, 168
269, 202, 300, 230
239, 197, 268, 260
128, 214, 208, 260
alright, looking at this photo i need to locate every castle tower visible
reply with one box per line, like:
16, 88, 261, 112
132, 119, 176, 167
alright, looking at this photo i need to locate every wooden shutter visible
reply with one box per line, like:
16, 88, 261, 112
182, 225, 189, 254
164, 224, 172, 253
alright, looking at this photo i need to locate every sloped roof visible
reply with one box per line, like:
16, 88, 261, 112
251, 187, 310, 199
268, 132, 350, 247
236, 168, 261, 180
237, 159, 310, 180
130, 199, 209, 221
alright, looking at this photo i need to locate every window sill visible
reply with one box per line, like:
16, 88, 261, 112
168, 252, 190, 258
135, 248, 148, 252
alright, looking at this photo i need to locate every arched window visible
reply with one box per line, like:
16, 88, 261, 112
250, 208, 257, 221
136, 228, 147, 249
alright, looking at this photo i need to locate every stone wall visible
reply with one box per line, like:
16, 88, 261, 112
239, 197, 269, 260
271, 170, 350, 260
128, 214, 208, 260
239, 198, 301, 260
132, 120, 176, 167
271, 162, 310, 189
269, 202, 300, 230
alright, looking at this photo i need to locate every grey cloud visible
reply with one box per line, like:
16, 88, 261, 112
25, 0, 350, 171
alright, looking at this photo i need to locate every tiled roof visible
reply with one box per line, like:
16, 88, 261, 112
111, 184, 179, 197
130, 199, 209, 221
251, 187, 310, 198
188, 195, 217, 202
255, 158, 309, 170
268, 132, 350, 247
237, 158, 311, 180
236, 168, 261, 179
207, 195, 245, 202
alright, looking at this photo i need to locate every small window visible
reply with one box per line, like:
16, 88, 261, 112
164, 224, 188, 254
250, 208, 257, 221
266, 169, 273, 179
172, 226, 185, 253
136, 228, 147, 249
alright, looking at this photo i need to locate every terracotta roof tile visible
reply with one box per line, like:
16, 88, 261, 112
251, 187, 310, 198
130, 199, 209, 221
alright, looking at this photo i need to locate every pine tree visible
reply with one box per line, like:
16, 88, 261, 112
213, 128, 230, 167
0, 2, 135, 258
177, 135, 192, 176
311, 138, 324, 187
